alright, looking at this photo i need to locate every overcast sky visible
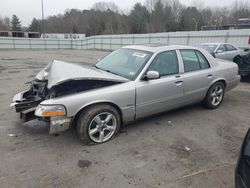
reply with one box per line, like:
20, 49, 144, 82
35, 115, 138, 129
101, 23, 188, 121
1, 0, 239, 26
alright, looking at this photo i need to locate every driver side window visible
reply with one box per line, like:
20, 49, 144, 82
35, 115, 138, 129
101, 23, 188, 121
148, 50, 179, 77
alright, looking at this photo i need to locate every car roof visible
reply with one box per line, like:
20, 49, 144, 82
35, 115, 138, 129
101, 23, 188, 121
122, 44, 201, 53
200, 43, 226, 46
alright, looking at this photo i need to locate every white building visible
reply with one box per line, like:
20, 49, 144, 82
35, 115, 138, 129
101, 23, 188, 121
41, 33, 86, 40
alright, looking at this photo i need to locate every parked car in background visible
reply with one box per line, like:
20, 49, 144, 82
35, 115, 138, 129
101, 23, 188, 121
233, 52, 250, 77
199, 43, 250, 76
235, 128, 250, 188
10, 45, 240, 144
199, 43, 245, 61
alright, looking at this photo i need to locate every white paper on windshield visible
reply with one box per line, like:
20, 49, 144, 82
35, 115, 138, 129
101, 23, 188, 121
132, 52, 147, 58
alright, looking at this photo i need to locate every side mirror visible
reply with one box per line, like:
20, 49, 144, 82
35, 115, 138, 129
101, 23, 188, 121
146, 71, 160, 80
216, 49, 223, 54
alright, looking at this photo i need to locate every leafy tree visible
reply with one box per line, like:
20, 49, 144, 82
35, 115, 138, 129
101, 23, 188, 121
11, 15, 22, 31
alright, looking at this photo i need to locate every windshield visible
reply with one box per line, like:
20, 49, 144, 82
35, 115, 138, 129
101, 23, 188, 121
95, 48, 153, 80
199, 44, 218, 54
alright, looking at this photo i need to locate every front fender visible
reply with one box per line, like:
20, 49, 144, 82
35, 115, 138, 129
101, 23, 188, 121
40, 81, 136, 123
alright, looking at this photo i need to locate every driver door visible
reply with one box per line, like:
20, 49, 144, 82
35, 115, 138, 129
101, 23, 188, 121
135, 50, 184, 119
215, 44, 228, 60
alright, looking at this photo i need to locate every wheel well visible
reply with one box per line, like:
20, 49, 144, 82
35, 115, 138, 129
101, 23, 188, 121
71, 102, 123, 128
233, 55, 240, 62
218, 80, 226, 88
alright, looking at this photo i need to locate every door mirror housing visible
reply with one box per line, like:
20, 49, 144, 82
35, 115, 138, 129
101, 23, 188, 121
146, 71, 160, 80
216, 49, 223, 54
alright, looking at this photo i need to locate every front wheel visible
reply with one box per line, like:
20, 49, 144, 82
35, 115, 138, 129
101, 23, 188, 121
77, 104, 121, 144
203, 82, 225, 109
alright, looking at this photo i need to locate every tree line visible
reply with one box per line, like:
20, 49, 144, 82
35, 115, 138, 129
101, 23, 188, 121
0, 0, 249, 36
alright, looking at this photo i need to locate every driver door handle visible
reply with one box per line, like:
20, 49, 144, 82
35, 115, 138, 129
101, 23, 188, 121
207, 74, 213, 78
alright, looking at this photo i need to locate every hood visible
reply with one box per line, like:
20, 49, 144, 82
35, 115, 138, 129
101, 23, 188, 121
36, 60, 129, 89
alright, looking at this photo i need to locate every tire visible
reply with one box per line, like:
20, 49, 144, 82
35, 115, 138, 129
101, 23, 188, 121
77, 104, 121, 144
203, 81, 225, 109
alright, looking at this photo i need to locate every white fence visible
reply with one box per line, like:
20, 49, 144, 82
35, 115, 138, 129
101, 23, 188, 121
0, 29, 250, 50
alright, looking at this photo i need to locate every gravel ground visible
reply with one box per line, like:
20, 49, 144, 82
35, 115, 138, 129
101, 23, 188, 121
0, 49, 250, 188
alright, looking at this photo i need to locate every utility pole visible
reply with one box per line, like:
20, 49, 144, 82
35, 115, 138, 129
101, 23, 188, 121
192, 18, 198, 31
41, 0, 46, 38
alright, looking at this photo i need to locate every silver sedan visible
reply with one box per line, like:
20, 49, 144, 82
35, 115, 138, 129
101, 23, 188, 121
199, 43, 246, 61
11, 45, 240, 144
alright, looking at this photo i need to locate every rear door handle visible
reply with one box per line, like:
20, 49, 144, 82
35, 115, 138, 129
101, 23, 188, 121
175, 80, 183, 86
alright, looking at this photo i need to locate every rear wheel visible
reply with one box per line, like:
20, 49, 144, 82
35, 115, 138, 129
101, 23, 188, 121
203, 82, 225, 109
77, 104, 121, 144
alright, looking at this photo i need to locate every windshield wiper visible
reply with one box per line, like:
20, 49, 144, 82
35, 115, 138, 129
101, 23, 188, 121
104, 69, 119, 76
94, 65, 121, 77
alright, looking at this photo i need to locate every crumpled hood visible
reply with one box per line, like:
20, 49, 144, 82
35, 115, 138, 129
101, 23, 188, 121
36, 60, 129, 89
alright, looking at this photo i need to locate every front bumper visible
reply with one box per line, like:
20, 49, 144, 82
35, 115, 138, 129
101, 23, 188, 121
10, 90, 72, 134
47, 116, 72, 134
10, 90, 41, 113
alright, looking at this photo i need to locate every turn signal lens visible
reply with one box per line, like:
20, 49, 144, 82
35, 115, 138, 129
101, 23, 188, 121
42, 111, 65, 117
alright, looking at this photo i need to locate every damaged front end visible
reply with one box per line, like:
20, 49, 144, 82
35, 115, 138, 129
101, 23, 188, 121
9, 79, 73, 134
10, 60, 126, 134
10, 80, 48, 121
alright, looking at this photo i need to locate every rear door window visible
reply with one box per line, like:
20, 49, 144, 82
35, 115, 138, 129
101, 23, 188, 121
196, 51, 210, 69
180, 50, 200, 72
181, 50, 210, 72
225, 44, 237, 51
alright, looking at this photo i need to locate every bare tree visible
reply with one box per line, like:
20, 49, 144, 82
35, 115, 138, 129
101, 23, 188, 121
5, 0, 247, 36
92, 1, 120, 13
129, 3, 150, 33
0, 16, 11, 30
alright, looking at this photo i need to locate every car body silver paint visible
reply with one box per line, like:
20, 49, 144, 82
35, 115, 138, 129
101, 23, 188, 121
40, 81, 136, 123
13, 45, 241, 130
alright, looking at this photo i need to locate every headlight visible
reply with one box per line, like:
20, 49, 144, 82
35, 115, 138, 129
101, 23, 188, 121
35, 105, 66, 117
